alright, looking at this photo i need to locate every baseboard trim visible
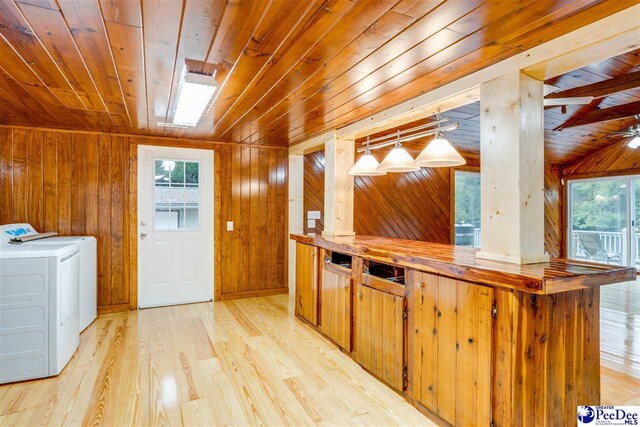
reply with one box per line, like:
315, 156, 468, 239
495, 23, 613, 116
97, 303, 130, 314
219, 287, 289, 301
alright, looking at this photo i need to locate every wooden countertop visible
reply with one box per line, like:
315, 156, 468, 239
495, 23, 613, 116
291, 234, 636, 294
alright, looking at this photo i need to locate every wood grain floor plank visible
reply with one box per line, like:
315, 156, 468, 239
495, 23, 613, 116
0, 294, 636, 426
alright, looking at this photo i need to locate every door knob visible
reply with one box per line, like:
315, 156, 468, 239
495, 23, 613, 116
140, 221, 147, 226
140, 232, 147, 239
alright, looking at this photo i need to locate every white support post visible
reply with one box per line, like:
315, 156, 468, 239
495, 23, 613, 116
476, 71, 549, 265
288, 154, 304, 296
323, 133, 355, 237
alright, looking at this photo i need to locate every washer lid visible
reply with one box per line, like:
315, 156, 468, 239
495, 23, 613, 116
0, 242, 78, 259
31, 236, 88, 245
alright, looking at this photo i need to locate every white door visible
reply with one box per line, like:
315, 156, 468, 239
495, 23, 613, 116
138, 145, 214, 308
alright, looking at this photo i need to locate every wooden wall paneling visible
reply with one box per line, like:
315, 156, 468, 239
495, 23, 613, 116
544, 167, 563, 258
303, 149, 565, 257
276, 149, 288, 288
11, 129, 28, 223
266, 149, 277, 289
563, 138, 640, 178
26, 130, 43, 231
70, 133, 86, 235
303, 150, 325, 234
56, 132, 72, 234
109, 135, 126, 305
85, 134, 99, 246
239, 146, 252, 293
42, 131, 57, 231
258, 147, 269, 289
97, 134, 112, 306
1, 126, 288, 308
128, 142, 138, 309
227, 145, 242, 297
0, 128, 12, 225
249, 147, 261, 288
214, 144, 227, 301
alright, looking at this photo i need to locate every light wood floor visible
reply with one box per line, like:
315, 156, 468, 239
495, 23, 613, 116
0, 296, 433, 426
0, 293, 638, 426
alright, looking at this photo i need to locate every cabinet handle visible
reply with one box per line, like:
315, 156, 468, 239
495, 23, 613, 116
416, 281, 424, 289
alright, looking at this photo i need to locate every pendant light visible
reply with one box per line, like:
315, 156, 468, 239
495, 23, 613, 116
348, 148, 386, 176
378, 142, 420, 173
414, 132, 466, 167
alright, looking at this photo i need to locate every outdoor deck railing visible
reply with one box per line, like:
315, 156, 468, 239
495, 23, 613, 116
473, 229, 640, 266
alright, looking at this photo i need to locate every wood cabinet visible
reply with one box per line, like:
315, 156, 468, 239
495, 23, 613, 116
295, 243, 318, 325
355, 282, 405, 391
320, 264, 351, 350
410, 271, 493, 426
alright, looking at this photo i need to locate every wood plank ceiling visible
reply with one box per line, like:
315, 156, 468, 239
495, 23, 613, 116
0, 0, 636, 147
357, 49, 640, 166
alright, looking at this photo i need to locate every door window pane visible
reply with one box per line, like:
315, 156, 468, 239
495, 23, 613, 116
454, 171, 481, 247
154, 159, 200, 230
569, 179, 628, 266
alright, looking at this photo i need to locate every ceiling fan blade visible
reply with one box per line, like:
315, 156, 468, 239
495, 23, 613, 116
543, 96, 594, 107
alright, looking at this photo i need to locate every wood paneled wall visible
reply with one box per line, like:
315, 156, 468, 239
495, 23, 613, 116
563, 139, 640, 178
303, 150, 324, 235
0, 126, 288, 310
303, 149, 562, 257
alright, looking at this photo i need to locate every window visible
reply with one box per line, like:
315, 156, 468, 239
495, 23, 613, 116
453, 170, 481, 247
154, 160, 200, 230
568, 176, 639, 267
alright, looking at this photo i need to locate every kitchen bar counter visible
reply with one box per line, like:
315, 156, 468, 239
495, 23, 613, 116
290, 233, 635, 294
292, 233, 638, 426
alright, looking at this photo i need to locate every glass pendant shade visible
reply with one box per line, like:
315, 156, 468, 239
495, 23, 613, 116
628, 136, 640, 149
414, 136, 466, 167
348, 150, 386, 176
378, 144, 420, 173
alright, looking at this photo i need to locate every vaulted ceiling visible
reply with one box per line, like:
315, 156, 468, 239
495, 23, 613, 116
0, 0, 636, 147
356, 49, 640, 166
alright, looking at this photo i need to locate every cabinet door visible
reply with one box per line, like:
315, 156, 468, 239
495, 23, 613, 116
412, 272, 493, 426
320, 267, 351, 350
295, 243, 317, 325
355, 284, 404, 391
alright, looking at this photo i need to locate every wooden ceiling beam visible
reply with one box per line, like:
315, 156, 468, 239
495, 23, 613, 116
556, 100, 640, 129
546, 70, 640, 99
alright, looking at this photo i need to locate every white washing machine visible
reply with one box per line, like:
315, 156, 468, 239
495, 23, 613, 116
0, 224, 80, 384
25, 235, 97, 331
